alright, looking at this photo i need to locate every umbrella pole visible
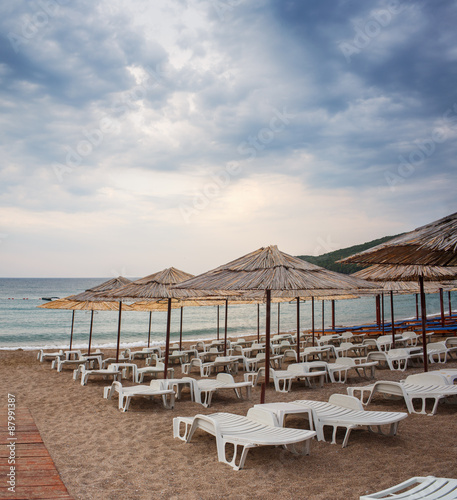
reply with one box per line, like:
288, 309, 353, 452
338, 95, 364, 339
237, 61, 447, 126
164, 298, 172, 379
376, 295, 381, 326
416, 294, 419, 320
179, 307, 184, 350
217, 305, 220, 341
381, 293, 385, 335
224, 299, 228, 357
88, 310, 94, 355
321, 300, 324, 335
147, 311, 152, 348
257, 303, 260, 342
440, 288, 445, 327
277, 302, 280, 334
69, 310, 75, 351
449, 291, 452, 318
390, 291, 395, 347
261, 289, 271, 404
331, 299, 335, 330
296, 297, 300, 362
115, 302, 123, 362
311, 297, 315, 346
419, 276, 428, 372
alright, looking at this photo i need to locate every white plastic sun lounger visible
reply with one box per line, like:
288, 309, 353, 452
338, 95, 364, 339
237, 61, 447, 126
37, 349, 64, 362
360, 476, 457, 499
173, 408, 316, 470
292, 394, 408, 448
327, 357, 378, 383
192, 373, 253, 407
103, 380, 175, 411
348, 373, 457, 415
73, 364, 121, 386
366, 349, 411, 371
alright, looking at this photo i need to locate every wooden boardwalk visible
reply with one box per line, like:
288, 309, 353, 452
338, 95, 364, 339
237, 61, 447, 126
0, 408, 73, 500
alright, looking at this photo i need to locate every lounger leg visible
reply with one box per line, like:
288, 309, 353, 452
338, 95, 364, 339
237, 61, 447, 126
341, 426, 354, 448
121, 395, 130, 412
162, 393, 175, 410
285, 439, 312, 456
173, 417, 193, 440
221, 441, 251, 470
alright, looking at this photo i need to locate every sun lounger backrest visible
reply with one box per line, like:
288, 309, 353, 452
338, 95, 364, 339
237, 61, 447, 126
329, 394, 364, 411
388, 348, 409, 357
149, 379, 165, 390
246, 408, 280, 427
405, 373, 448, 385
335, 357, 355, 367
217, 373, 235, 384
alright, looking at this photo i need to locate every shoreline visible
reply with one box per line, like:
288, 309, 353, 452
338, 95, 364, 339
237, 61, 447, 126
1, 309, 455, 351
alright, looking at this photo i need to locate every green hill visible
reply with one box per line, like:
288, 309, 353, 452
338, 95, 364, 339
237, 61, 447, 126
296, 234, 403, 274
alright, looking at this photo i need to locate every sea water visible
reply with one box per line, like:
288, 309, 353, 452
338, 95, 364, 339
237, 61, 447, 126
0, 278, 455, 350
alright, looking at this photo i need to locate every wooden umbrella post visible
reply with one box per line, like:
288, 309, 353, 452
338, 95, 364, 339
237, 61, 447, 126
381, 292, 385, 335
321, 300, 325, 335
261, 289, 271, 404
331, 299, 335, 330
147, 311, 152, 348
311, 297, 315, 346
257, 303, 260, 342
376, 295, 381, 326
449, 291, 452, 318
164, 298, 172, 379
440, 288, 445, 327
416, 294, 419, 320
296, 297, 300, 363
179, 307, 183, 350
87, 310, 94, 355
224, 299, 228, 356
419, 275, 428, 372
390, 290, 396, 347
217, 305, 220, 340
277, 302, 280, 334
115, 302, 122, 362
69, 310, 75, 351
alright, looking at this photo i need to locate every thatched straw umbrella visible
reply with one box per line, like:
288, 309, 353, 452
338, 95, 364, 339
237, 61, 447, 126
342, 212, 457, 267
38, 277, 131, 352
348, 262, 457, 370
172, 245, 375, 402
96, 268, 197, 368
354, 266, 455, 327
96, 268, 239, 372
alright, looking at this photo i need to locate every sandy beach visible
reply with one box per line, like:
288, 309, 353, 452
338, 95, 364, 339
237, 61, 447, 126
2, 345, 457, 500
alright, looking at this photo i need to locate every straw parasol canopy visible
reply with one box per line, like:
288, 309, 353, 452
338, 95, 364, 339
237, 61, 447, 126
342, 222, 457, 372
96, 267, 244, 370
173, 245, 376, 402
66, 276, 132, 301
38, 276, 133, 352
39, 299, 132, 311
171, 246, 375, 297
341, 212, 457, 267
351, 264, 457, 282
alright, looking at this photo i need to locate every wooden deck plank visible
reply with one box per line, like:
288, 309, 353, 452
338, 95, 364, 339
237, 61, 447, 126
0, 408, 73, 500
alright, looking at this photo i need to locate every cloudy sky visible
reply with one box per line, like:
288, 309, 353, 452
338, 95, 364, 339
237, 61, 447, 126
1, 0, 456, 278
